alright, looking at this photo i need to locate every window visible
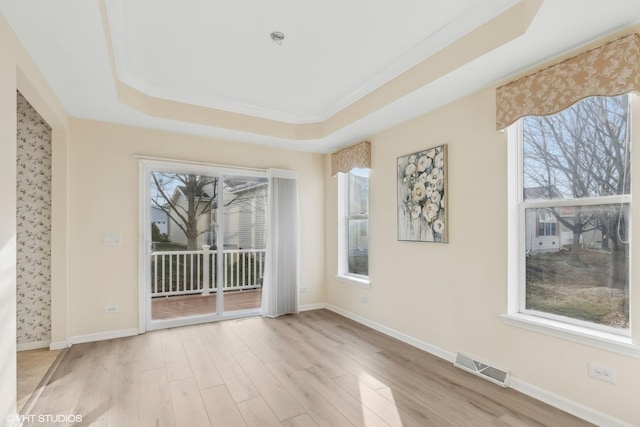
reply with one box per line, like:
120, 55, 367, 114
338, 168, 369, 286
537, 209, 556, 237
507, 94, 636, 350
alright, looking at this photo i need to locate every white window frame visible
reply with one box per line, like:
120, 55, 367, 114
503, 95, 640, 358
337, 170, 370, 288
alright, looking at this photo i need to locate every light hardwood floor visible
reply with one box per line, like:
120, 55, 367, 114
25, 310, 594, 427
17, 348, 62, 412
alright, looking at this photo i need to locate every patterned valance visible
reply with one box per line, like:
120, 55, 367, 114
496, 33, 640, 130
331, 141, 371, 176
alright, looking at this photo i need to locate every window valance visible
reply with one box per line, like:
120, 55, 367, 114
496, 33, 640, 130
331, 141, 371, 176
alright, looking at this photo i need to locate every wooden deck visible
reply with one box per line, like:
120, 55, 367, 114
152, 289, 262, 320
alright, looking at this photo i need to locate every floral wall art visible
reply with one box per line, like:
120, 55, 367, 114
16, 91, 52, 345
397, 145, 448, 242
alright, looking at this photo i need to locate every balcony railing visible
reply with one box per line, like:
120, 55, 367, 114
150, 246, 265, 297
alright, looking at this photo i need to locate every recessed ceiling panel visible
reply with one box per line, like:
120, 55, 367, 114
106, 0, 516, 122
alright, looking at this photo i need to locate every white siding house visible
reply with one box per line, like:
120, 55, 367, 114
524, 187, 606, 255
151, 206, 168, 235
223, 182, 267, 250
165, 180, 267, 250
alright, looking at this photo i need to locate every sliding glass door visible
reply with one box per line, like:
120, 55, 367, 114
140, 160, 267, 331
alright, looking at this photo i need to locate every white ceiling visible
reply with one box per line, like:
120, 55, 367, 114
106, 0, 516, 123
1, 1, 640, 153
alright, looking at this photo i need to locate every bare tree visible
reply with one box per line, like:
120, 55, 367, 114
151, 174, 267, 251
523, 95, 629, 289
152, 173, 217, 250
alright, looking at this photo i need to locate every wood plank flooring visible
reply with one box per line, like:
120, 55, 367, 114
152, 289, 262, 319
17, 348, 62, 412
24, 310, 594, 427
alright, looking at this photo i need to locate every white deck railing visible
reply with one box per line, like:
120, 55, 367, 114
150, 246, 265, 297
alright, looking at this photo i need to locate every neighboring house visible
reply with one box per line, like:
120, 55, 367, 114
524, 186, 604, 255
150, 205, 168, 236
166, 180, 267, 250
223, 181, 267, 250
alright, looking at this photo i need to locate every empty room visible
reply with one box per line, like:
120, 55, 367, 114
1, 1, 639, 426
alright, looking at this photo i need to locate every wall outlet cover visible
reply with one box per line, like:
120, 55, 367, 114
588, 362, 616, 384
104, 305, 119, 314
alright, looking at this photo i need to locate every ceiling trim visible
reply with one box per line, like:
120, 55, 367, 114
99, 0, 542, 142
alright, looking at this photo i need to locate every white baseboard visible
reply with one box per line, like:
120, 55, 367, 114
323, 304, 630, 427
325, 304, 455, 362
68, 328, 139, 345
510, 378, 633, 427
299, 303, 327, 312
17, 340, 51, 352
49, 341, 69, 350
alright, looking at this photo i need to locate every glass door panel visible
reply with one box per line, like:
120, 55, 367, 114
149, 171, 220, 323
221, 176, 267, 314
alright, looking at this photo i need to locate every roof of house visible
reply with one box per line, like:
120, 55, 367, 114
523, 186, 563, 201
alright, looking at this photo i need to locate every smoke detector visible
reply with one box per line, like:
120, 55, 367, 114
270, 31, 285, 45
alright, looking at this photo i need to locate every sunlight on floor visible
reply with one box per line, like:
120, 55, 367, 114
357, 372, 404, 426
17, 348, 61, 412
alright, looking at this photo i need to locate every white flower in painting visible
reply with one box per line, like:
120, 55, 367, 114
423, 203, 439, 222
426, 168, 443, 185
430, 191, 441, 204
433, 220, 445, 234
408, 154, 417, 164
436, 179, 444, 192
435, 151, 444, 168
426, 149, 436, 159
410, 205, 422, 219
416, 156, 432, 172
418, 172, 428, 182
425, 185, 433, 198
411, 182, 427, 203
405, 163, 416, 177
440, 195, 445, 209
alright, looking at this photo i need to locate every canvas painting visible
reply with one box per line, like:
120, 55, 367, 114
397, 145, 448, 242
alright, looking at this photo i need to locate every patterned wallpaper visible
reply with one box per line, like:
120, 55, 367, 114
16, 91, 52, 345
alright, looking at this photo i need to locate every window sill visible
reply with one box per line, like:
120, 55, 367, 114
501, 313, 640, 358
335, 275, 371, 289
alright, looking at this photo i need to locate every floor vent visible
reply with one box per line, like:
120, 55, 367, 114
454, 353, 510, 387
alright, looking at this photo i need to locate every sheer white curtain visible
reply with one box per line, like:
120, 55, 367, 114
261, 169, 299, 317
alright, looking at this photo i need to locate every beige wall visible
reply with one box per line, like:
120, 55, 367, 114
324, 85, 639, 424
67, 118, 326, 337
0, 14, 69, 424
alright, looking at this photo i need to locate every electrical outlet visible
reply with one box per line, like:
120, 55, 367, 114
102, 233, 122, 246
104, 305, 119, 314
588, 362, 616, 384
360, 295, 368, 304
299, 286, 308, 294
